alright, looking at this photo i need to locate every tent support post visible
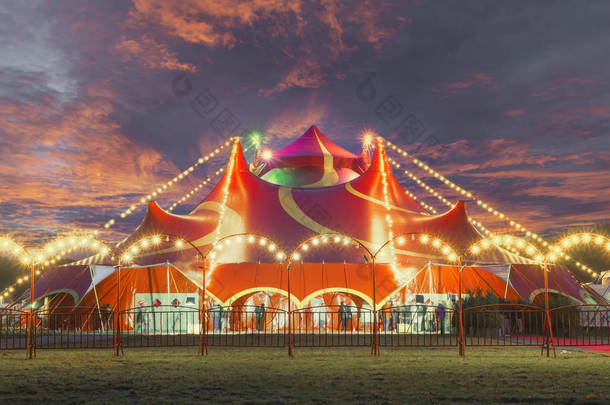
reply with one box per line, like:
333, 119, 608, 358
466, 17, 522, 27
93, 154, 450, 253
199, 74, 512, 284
113, 264, 123, 357
458, 258, 465, 357
198, 261, 208, 356
26, 263, 36, 359
287, 262, 294, 359
541, 262, 556, 358
88, 266, 105, 333
371, 257, 380, 356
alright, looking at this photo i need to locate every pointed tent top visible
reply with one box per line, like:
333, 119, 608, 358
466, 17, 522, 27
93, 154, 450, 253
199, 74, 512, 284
272, 125, 359, 159
230, 137, 249, 173
369, 137, 393, 174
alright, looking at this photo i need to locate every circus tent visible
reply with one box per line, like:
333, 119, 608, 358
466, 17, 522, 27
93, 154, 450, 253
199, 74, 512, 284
25, 126, 604, 315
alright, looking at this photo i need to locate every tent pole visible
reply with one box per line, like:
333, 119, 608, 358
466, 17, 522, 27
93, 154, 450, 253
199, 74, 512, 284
287, 262, 294, 359
199, 259, 208, 356
88, 266, 105, 333
541, 262, 556, 358
26, 263, 36, 359
113, 263, 122, 357
371, 256, 379, 356
458, 258, 465, 357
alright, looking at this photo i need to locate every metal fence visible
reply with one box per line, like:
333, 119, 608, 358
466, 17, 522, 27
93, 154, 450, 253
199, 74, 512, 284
2, 304, 608, 352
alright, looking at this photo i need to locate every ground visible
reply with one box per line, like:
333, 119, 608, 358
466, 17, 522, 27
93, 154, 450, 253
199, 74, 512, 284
0, 347, 608, 404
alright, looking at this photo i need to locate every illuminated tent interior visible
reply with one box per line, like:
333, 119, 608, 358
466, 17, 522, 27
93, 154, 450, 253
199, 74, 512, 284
24, 126, 605, 323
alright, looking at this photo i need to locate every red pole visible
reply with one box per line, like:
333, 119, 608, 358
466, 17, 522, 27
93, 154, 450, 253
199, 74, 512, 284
287, 262, 294, 359
26, 263, 35, 359
458, 257, 465, 357
113, 264, 121, 357
371, 257, 379, 356
199, 260, 208, 355
542, 262, 556, 358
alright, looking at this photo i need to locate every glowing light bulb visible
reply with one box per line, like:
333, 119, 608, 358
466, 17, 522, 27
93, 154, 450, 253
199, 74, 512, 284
261, 149, 273, 160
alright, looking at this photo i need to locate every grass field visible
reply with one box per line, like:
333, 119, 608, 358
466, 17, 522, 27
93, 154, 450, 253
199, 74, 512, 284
0, 347, 608, 404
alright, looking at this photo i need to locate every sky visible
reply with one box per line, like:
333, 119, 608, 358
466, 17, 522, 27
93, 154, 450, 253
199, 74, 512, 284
1, 0, 609, 248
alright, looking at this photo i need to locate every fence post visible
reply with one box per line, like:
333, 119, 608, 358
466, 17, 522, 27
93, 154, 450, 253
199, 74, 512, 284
26, 263, 36, 359
371, 257, 380, 356
287, 263, 294, 359
458, 258, 465, 357
541, 262, 556, 358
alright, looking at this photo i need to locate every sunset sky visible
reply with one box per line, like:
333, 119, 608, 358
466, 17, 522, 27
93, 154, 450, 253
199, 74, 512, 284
1, 1, 609, 247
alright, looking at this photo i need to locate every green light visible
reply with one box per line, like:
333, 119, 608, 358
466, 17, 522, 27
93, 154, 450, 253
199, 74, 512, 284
249, 131, 262, 149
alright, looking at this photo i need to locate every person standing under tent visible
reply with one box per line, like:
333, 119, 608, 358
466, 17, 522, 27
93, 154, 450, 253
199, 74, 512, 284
171, 298, 181, 333
224, 305, 231, 333
211, 303, 222, 333
103, 303, 113, 330
342, 302, 352, 332
391, 303, 400, 331
425, 299, 435, 331
382, 301, 392, 332
339, 301, 352, 332
135, 299, 147, 334
417, 303, 427, 332
436, 303, 446, 335
255, 303, 265, 332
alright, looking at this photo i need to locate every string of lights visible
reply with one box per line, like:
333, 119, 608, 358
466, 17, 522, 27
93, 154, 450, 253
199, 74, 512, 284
210, 234, 286, 262
167, 170, 222, 212
0, 235, 114, 300
393, 233, 459, 263
384, 138, 546, 245
548, 233, 610, 276
103, 138, 234, 229
209, 139, 239, 271
377, 139, 398, 270
166, 145, 252, 213
387, 157, 494, 236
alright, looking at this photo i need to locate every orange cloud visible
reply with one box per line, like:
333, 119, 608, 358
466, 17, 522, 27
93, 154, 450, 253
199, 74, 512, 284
115, 35, 196, 72
0, 83, 182, 242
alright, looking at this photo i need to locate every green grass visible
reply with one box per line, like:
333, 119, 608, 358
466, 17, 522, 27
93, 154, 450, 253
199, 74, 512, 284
0, 347, 608, 404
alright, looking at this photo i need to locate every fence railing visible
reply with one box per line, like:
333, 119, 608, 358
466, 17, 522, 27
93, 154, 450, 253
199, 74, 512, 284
1, 304, 608, 351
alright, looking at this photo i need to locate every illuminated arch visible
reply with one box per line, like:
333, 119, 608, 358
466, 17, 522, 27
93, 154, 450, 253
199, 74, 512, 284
467, 234, 544, 263
288, 233, 372, 264
374, 232, 459, 263
548, 232, 610, 277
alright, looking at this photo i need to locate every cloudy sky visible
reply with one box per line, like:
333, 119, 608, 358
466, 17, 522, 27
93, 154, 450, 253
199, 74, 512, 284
1, 0, 609, 247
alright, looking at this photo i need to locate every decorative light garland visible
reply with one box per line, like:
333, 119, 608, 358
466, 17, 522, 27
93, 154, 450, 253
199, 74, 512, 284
393, 233, 459, 263
292, 233, 354, 261
377, 138, 398, 270
103, 138, 233, 229
0, 235, 114, 300
547, 233, 610, 276
209, 139, 239, 271
387, 157, 494, 236
387, 157, 438, 214
167, 170, 223, 212
385, 139, 546, 245
166, 145, 250, 213
210, 234, 286, 263
469, 234, 545, 262
469, 234, 600, 277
